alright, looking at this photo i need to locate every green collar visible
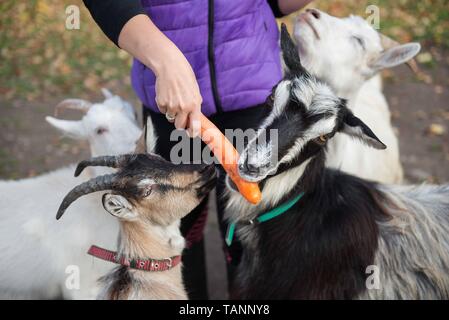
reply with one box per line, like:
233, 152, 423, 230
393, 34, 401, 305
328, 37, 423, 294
225, 191, 305, 246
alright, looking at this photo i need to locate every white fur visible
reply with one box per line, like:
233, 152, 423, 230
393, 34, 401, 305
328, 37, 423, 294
294, 10, 419, 183
0, 90, 143, 299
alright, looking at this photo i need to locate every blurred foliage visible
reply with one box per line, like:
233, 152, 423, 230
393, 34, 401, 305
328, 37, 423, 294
0, 0, 132, 102
0, 0, 448, 101
282, 0, 449, 47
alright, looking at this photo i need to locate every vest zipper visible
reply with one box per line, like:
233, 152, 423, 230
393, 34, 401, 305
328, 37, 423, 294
208, 0, 223, 113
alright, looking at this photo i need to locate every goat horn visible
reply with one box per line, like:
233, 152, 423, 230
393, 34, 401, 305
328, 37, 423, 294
56, 173, 119, 220
54, 99, 92, 117
378, 33, 420, 75
101, 88, 114, 99
134, 129, 147, 154
74, 155, 134, 177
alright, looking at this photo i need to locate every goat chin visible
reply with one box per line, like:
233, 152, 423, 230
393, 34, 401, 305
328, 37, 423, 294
0, 165, 119, 299
326, 75, 403, 184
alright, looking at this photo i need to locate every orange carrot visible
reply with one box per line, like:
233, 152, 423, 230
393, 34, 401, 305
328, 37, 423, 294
199, 114, 261, 205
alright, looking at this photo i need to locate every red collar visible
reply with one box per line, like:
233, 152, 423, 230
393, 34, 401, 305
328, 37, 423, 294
87, 245, 181, 272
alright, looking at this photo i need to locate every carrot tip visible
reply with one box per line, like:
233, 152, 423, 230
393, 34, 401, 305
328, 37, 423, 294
246, 193, 262, 205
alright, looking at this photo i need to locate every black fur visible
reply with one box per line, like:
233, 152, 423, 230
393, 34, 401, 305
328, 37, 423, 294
99, 266, 132, 300
231, 151, 392, 299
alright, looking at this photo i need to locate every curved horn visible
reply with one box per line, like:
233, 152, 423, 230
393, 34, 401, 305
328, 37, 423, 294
74, 155, 134, 177
56, 173, 119, 220
379, 33, 420, 74
54, 99, 92, 117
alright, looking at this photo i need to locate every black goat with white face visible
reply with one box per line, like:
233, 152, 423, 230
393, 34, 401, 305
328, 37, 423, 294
226, 25, 449, 300
237, 25, 385, 184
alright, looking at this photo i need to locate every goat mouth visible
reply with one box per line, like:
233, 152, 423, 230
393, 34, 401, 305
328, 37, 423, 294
237, 166, 276, 184
297, 14, 320, 40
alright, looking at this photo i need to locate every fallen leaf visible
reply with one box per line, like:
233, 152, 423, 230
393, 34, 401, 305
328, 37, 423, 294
417, 52, 433, 64
427, 123, 446, 136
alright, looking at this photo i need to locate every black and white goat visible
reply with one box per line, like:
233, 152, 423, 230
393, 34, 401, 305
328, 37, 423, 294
225, 25, 449, 299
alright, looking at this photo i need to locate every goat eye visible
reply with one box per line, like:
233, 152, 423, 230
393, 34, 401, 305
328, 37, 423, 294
143, 187, 152, 197
315, 134, 328, 145
96, 127, 108, 135
352, 36, 365, 50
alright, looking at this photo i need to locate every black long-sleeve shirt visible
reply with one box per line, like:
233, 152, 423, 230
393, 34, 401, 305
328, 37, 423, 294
83, 0, 286, 47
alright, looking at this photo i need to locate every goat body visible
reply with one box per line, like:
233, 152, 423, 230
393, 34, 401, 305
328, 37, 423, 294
0, 167, 118, 299
228, 154, 449, 299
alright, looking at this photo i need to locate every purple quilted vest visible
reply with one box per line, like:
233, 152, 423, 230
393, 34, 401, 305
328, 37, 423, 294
131, 0, 282, 116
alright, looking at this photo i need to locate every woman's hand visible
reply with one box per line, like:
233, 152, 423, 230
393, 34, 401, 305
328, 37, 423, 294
153, 48, 202, 137
118, 14, 202, 136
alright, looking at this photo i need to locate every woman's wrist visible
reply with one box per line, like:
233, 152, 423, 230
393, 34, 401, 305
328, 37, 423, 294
142, 41, 182, 77
118, 14, 181, 77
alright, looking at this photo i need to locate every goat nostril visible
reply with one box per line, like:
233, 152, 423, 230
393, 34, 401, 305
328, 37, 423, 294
245, 161, 259, 174
307, 8, 320, 19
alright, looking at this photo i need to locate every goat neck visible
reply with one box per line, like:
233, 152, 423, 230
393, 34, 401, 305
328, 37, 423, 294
117, 219, 185, 261
98, 218, 187, 300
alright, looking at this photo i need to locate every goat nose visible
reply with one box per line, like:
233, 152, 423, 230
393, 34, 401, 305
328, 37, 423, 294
244, 161, 259, 174
306, 8, 321, 19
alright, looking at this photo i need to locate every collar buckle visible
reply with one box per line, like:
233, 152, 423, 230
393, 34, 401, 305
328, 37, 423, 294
165, 257, 173, 269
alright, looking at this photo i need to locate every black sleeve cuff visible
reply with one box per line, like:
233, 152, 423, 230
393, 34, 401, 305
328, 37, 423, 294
83, 0, 146, 47
267, 0, 285, 18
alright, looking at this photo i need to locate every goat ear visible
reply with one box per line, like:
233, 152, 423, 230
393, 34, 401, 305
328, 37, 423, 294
102, 194, 137, 220
280, 23, 306, 75
45, 116, 87, 140
341, 111, 386, 150
370, 43, 421, 71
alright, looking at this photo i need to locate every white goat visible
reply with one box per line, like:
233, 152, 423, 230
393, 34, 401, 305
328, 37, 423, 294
0, 89, 142, 299
293, 9, 420, 183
